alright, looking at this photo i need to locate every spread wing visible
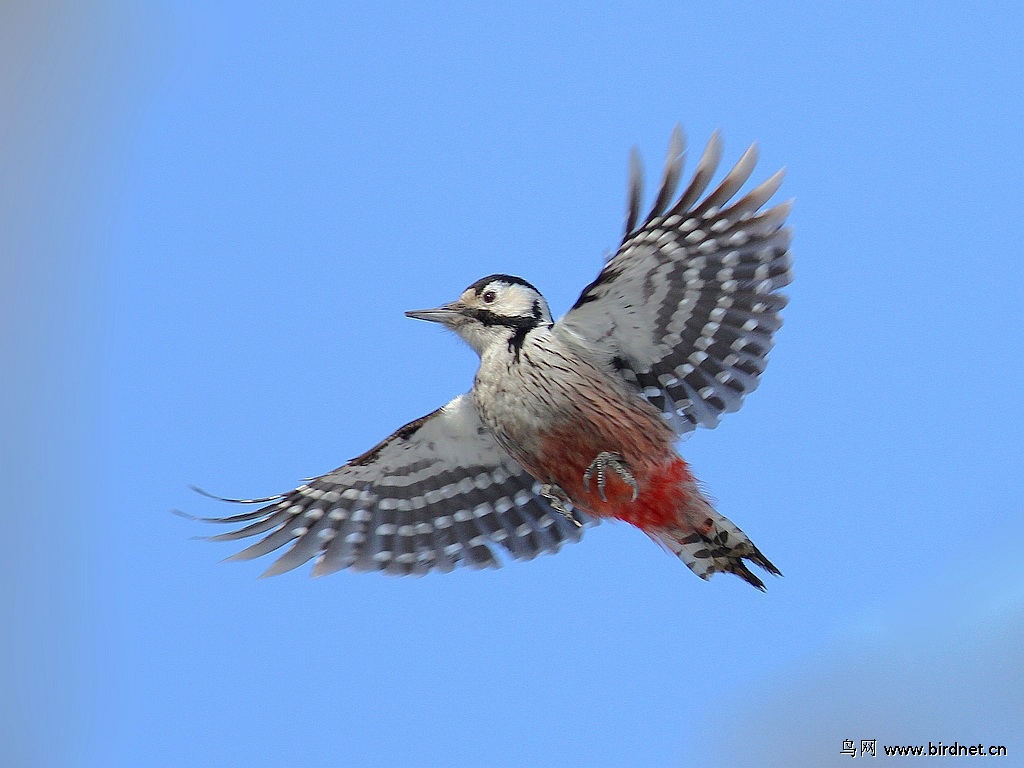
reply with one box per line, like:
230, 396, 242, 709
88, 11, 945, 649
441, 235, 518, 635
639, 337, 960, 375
557, 127, 793, 436
189, 395, 591, 577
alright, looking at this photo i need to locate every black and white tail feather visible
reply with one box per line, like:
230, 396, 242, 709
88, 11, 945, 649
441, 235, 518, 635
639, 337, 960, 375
189, 126, 791, 580
656, 493, 782, 591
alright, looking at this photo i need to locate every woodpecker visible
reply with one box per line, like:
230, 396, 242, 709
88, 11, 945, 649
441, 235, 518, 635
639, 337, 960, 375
190, 127, 792, 589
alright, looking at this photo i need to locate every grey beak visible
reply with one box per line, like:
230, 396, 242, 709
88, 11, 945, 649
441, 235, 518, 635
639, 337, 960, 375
404, 305, 461, 324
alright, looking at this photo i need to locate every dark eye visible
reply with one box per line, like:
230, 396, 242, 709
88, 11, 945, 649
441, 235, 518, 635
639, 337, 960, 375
482, 290, 497, 303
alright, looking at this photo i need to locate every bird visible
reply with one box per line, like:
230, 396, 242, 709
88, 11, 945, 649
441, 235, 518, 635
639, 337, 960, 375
187, 126, 792, 589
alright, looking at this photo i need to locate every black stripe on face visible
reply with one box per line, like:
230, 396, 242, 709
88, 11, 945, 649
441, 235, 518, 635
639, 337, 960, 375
463, 307, 540, 330
460, 307, 542, 362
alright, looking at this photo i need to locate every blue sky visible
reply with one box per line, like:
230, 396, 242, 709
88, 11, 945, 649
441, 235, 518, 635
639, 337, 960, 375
4, 2, 1022, 766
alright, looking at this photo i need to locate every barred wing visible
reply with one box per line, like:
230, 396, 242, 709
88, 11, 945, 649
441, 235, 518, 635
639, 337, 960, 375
192, 395, 591, 577
558, 127, 793, 436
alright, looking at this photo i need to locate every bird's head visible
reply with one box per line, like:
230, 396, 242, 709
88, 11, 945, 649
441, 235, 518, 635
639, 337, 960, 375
406, 274, 553, 356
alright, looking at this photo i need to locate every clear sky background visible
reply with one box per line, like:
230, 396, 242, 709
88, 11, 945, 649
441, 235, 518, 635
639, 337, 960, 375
4, 2, 1022, 767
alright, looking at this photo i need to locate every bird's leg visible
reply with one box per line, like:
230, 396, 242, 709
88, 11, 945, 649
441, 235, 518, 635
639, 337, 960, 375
583, 451, 639, 502
539, 483, 581, 527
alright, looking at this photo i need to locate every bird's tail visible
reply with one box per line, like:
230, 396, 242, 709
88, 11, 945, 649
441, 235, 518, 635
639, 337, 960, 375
655, 490, 780, 590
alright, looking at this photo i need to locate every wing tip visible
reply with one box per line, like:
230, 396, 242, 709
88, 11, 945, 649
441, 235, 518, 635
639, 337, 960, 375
259, 559, 300, 578
188, 484, 285, 505
624, 146, 644, 238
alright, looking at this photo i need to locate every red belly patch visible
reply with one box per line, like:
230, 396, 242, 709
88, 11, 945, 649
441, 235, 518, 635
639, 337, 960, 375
537, 426, 693, 532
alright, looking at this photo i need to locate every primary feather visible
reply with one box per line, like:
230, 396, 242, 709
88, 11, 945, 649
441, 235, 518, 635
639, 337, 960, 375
558, 128, 792, 435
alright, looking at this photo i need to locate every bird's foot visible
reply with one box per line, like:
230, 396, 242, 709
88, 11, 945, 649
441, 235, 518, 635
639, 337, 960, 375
583, 451, 639, 502
539, 483, 581, 527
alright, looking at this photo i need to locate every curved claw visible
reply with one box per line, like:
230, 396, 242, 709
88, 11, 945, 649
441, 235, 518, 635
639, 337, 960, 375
582, 451, 639, 502
539, 483, 581, 527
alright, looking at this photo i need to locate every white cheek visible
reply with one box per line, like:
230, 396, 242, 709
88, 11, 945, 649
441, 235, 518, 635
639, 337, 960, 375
456, 324, 506, 356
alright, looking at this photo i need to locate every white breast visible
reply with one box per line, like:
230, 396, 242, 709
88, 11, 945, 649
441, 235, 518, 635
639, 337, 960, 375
471, 327, 669, 466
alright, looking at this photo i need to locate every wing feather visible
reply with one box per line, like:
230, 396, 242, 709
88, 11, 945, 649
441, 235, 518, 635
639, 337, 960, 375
623, 148, 644, 239
647, 125, 686, 219
722, 168, 785, 219
691, 143, 758, 216
670, 129, 722, 216
190, 395, 592, 577
559, 128, 792, 436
